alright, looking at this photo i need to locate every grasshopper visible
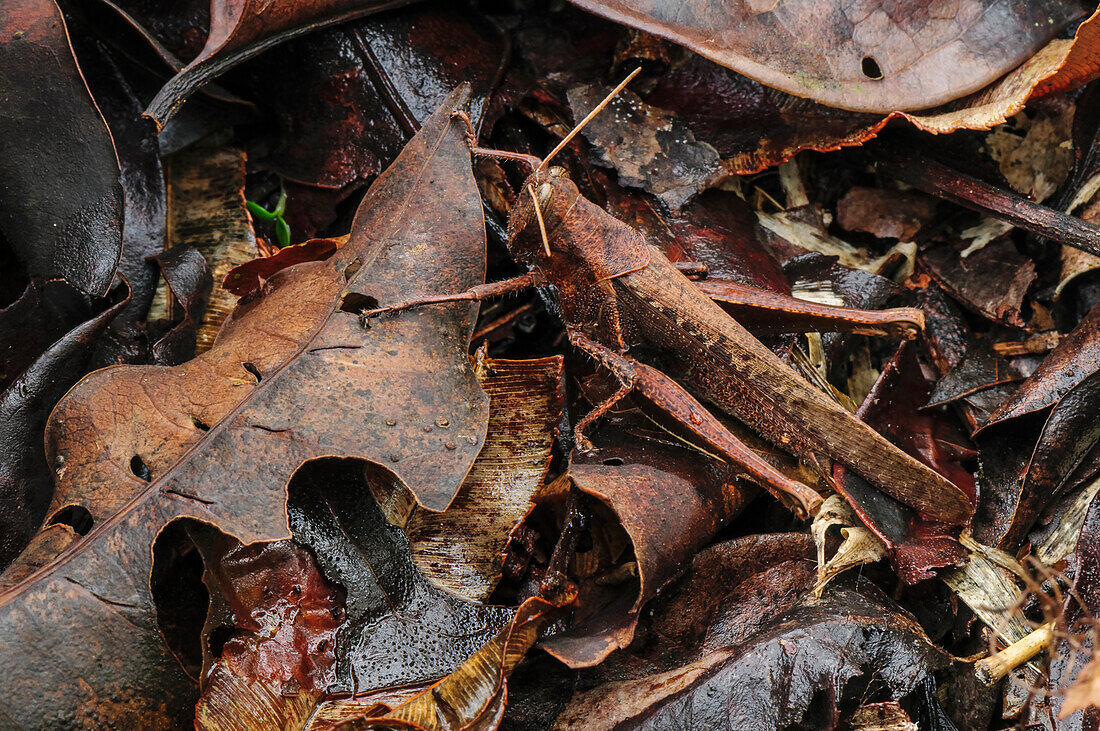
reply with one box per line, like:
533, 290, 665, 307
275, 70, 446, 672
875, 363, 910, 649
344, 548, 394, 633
363, 72, 971, 524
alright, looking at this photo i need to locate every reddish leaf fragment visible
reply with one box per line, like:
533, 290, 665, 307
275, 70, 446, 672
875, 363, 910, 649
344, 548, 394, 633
224, 238, 344, 297
834, 343, 975, 584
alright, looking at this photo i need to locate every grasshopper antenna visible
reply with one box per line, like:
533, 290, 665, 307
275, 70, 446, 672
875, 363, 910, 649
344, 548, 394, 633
527, 184, 553, 257
539, 66, 641, 171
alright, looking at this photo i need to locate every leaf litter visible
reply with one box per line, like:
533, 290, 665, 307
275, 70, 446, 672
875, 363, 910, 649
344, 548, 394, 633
6, 0, 1100, 728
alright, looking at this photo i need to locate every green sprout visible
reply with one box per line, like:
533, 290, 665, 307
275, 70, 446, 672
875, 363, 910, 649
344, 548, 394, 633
246, 186, 291, 247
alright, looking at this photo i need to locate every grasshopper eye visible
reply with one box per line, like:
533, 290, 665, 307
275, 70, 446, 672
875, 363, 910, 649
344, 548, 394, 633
535, 182, 553, 207
548, 166, 567, 179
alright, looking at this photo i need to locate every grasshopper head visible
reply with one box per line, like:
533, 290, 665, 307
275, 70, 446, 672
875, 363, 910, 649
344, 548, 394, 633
506, 166, 580, 266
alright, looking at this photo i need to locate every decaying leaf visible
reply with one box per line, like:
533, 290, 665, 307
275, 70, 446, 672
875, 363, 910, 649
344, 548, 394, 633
192, 532, 345, 730
144, 0, 423, 126
0, 0, 123, 295
566, 0, 1082, 112
811, 495, 886, 599
0, 87, 488, 729
164, 146, 259, 354
553, 587, 951, 730
568, 83, 723, 211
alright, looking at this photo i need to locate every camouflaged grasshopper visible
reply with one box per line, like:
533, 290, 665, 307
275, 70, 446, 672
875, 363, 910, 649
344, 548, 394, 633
364, 71, 971, 524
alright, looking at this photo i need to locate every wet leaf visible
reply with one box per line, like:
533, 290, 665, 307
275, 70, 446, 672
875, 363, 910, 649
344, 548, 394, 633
334, 593, 570, 730
72, 33, 170, 367
400, 357, 563, 602
0, 87, 487, 729
554, 586, 951, 730
0, 0, 123, 295
566, 0, 1082, 112
287, 460, 513, 696
144, 0, 423, 126
982, 303, 1100, 431
0, 280, 91, 392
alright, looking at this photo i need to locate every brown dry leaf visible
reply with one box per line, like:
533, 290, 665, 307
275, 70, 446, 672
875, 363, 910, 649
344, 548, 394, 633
162, 146, 258, 354
144, 0, 422, 126
402, 357, 562, 602
566, 0, 1082, 112
538, 419, 818, 669
0, 86, 487, 729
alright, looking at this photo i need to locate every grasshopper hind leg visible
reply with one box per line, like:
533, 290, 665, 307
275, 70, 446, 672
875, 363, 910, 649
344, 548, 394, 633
568, 329, 823, 520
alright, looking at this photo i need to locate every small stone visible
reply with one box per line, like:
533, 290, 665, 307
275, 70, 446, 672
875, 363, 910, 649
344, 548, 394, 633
445, 442, 456, 451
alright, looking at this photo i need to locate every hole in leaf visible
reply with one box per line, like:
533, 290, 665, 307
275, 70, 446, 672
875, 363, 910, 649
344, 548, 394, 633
343, 258, 362, 282
602, 457, 625, 466
130, 455, 152, 482
861, 56, 884, 80
242, 362, 262, 382
207, 624, 236, 659
151, 520, 212, 678
47, 505, 93, 535
191, 415, 211, 431
338, 292, 379, 316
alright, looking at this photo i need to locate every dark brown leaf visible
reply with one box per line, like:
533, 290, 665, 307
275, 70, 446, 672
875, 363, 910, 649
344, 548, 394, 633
144, 0, 423, 126
982, 303, 1100, 431
554, 586, 951, 729
0, 0, 123, 295
0, 287, 127, 569
921, 239, 1037, 328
